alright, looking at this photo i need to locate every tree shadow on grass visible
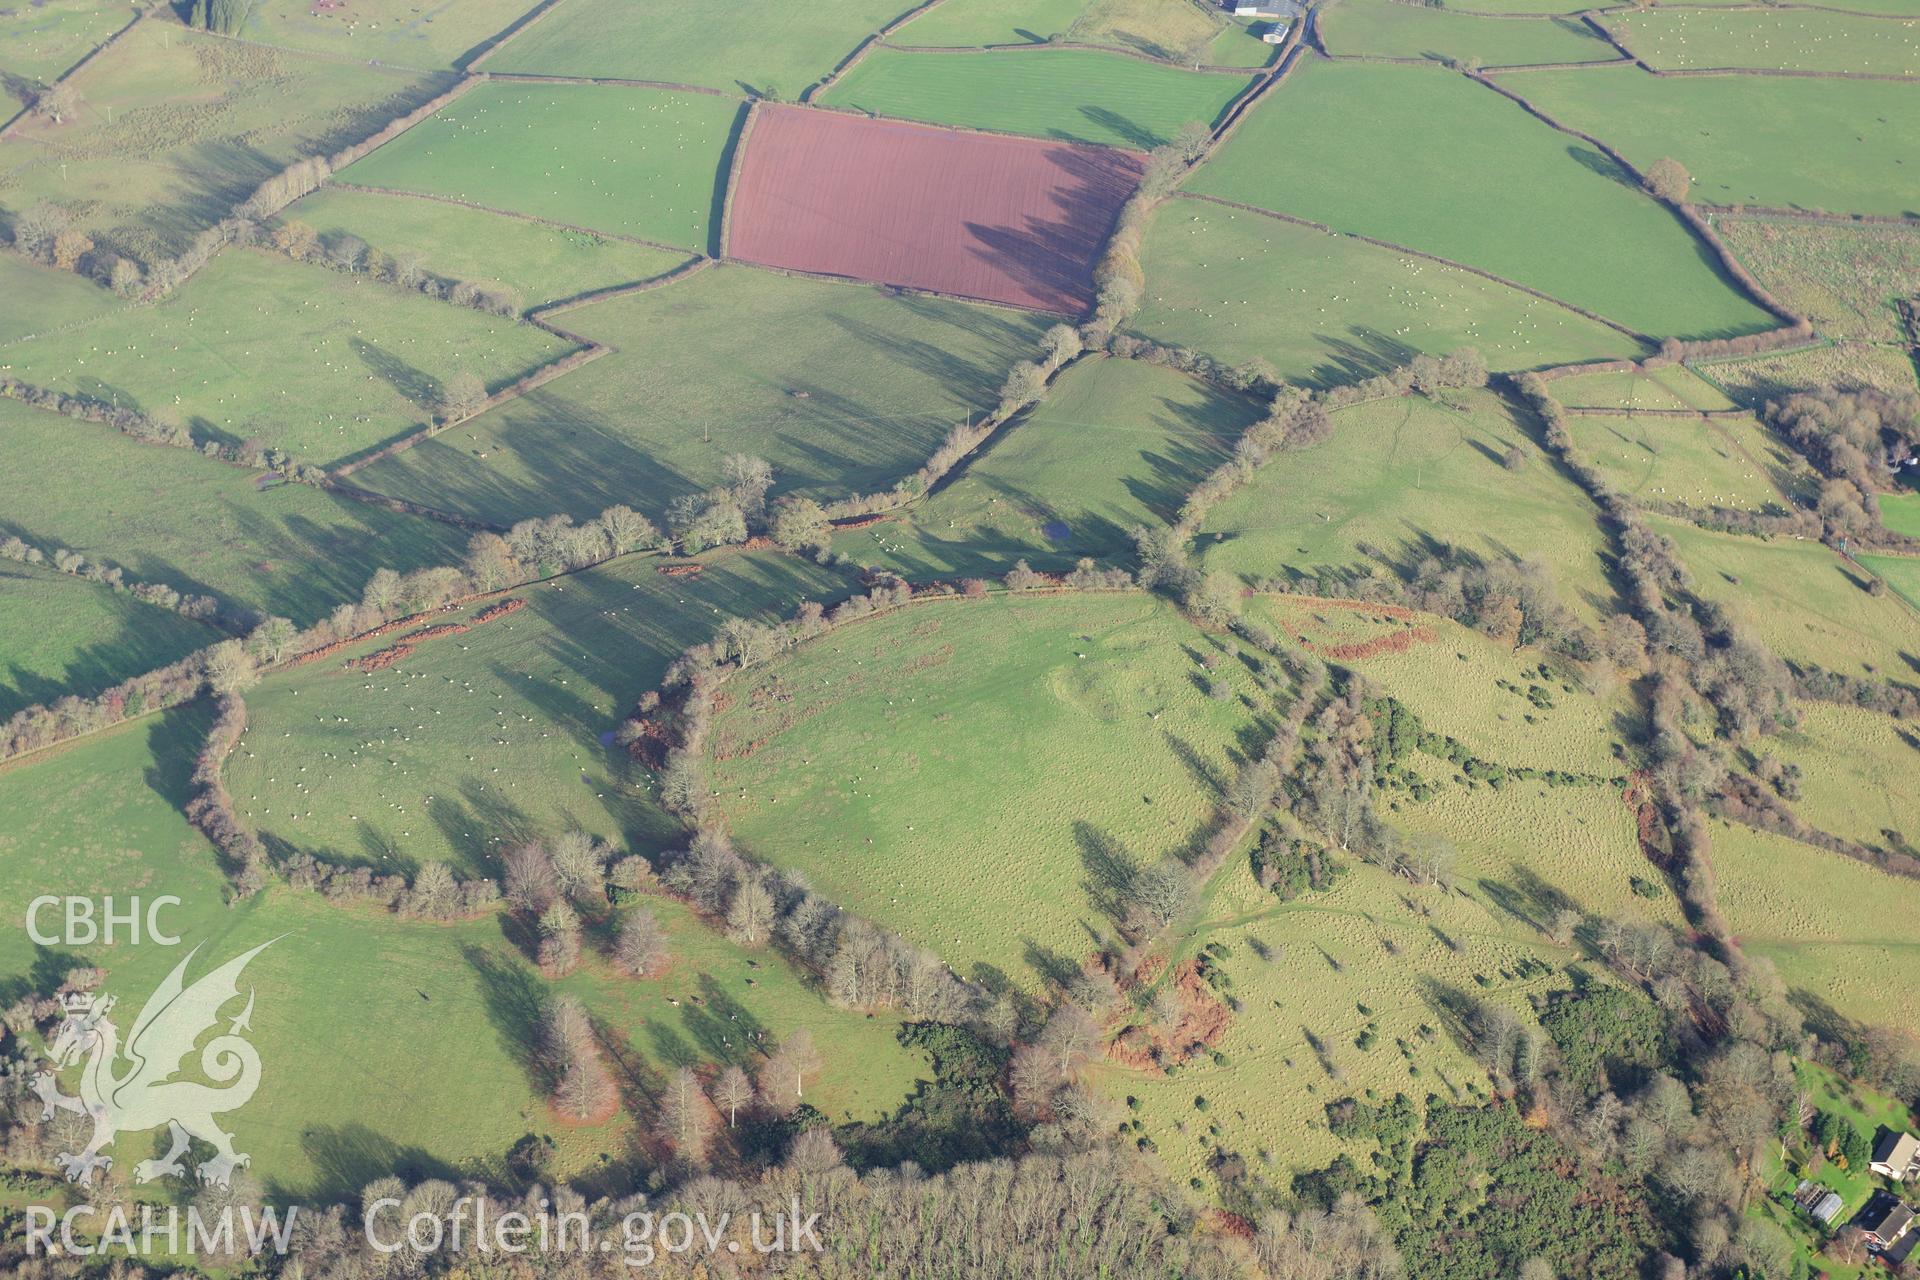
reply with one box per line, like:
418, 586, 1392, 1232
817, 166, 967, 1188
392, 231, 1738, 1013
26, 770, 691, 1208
0, 944, 93, 1006
282, 1124, 460, 1206
1021, 937, 1082, 992
462, 941, 548, 1091
1416, 974, 1482, 1060
1161, 729, 1227, 794
1476, 867, 1578, 935
1076, 105, 1160, 151
1075, 820, 1139, 926
645, 1018, 700, 1072
352, 335, 440, 413
681, 972, 767, 1067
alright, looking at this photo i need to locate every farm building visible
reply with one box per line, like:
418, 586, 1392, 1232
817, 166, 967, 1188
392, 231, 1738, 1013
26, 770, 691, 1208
1855, 1191, 1916, 1252
1262, 23, 1289, 43
1225, 0, 1283, 16
1873, 1129, 1920, 1181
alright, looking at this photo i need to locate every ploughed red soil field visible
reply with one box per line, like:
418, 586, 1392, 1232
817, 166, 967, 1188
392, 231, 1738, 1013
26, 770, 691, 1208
726, 105, 1145, 314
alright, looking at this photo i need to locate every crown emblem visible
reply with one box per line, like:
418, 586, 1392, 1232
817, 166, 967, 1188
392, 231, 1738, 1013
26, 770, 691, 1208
59, 991, 95, 1014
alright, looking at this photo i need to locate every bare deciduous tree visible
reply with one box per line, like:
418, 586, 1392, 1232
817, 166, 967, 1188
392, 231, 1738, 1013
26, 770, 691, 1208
548, 830, 606, 900
544, 995, 613, 1120
726, 872, 776, 947
656, 1066, 714, 1166
720, 454, 775, 518
1038, 1004, 1100, 1078
615, 907, 670, 979
758, 1029, 822, 1114
439, 372, 487, 423
713, 1064, 753, 1129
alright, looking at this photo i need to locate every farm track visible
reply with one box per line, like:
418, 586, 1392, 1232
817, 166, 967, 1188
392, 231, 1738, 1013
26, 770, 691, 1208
1210, 10, 1310, 145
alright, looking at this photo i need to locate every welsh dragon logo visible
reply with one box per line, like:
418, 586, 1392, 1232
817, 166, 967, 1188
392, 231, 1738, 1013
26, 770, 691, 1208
32, 941, 274, 1188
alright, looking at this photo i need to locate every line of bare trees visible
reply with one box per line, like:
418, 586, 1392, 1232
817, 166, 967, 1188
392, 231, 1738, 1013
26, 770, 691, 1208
0, 534, 226, 627
267, 214, 525, 317
825, 323, 1087, 521
0, 375, 325, 480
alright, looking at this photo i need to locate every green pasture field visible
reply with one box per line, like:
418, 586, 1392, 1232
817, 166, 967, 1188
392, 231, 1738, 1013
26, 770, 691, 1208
892, 0, 1089, 46
353, 263, 1051, 527
1429, 0, 1592, 14
1242, 596, 1630, 775
0, 0, 130, 106
1319, 0, 1617, 67
897, 0, 1253, 62
1883, 495, 1920, 539
1100, 856, 1573, 1186
1498, 67, 1920, 218
1757, 701, 1918, 856
819, 47, 1255, 149
0, 559, 220, 720
239, 0, 540, 68
483, 0, 908, 96
0, 399, 466, 626
0, 23, 446, 265
339, 81, 742, 251
1712, 819, 1920, 1033
1206, 19, 1280, 68
1187, 60, 1775, 341
834, 355, 1259, 578
1648, 515, 1920, 679
283, 187, 694, 312
1716, 216, 1920, 345
0, 248, 577, 467
0, 712, 922, 1199
227, 548, 842, 880
0, 254, 124, 348
1601, 8, 1920, 76
1671, 0, 1920, 14
1862, 552, 1920, 613
1397, 781, 1681, 927
1197, 389, 1619, 628
1559, 412, 1800, 512
707, 591, 1263, 991
1066, 0, 1235, 62
1545, 365, 1735, 413
1131, 200, 1644, 383
1693, 343, 1919, 407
